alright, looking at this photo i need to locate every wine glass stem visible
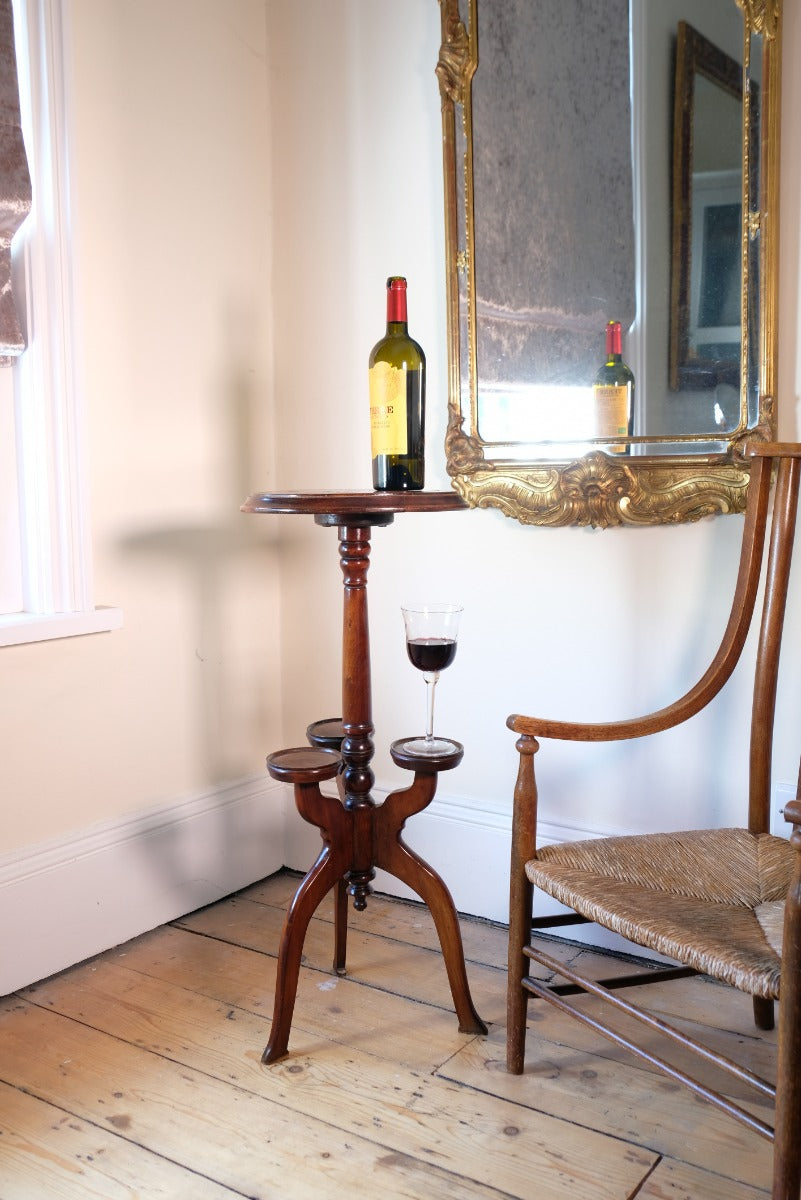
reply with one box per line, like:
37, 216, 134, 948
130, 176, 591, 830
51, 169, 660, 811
424, 671, 439, 743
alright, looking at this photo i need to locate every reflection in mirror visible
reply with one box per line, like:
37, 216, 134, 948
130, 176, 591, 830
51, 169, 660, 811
437, 0, 780, 527
471, 1, 635, 455
669, 21, 751, 402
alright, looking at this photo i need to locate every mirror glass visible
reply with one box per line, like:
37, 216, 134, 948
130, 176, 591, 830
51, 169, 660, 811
437, 0, 780, 526
668, 20, 753, 406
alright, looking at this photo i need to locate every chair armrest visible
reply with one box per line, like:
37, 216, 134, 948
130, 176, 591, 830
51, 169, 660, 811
507, 702, 695, 743
784, 797, 801, 830
508, 453, 777, 748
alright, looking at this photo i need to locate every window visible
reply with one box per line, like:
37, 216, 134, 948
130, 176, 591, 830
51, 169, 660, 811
0, 368, 22, 612
1, 0, 121, 645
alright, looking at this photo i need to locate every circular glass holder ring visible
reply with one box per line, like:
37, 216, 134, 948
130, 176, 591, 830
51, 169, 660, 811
390, 737, 464, 773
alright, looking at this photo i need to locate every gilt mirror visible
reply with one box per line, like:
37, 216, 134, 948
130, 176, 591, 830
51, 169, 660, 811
436, 0, 781, 527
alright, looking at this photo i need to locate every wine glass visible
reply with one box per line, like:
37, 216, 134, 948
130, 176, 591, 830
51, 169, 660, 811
401, 602, 462, 755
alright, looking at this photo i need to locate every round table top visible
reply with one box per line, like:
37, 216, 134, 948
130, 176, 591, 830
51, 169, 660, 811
241, 489, 468, 518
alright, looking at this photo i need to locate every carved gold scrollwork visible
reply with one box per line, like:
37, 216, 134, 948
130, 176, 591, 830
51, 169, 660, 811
444, 410, 486, 475
734, 0, 780, 38
448, 454, 752, 529
436, 0, 471, 106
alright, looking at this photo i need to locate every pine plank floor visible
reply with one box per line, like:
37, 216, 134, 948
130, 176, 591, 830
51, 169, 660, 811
0, 869, 778, 1198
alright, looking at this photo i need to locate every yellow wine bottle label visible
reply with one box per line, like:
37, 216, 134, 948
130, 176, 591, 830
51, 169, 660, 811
593, 383, 629, 452
369, 362, 408, 456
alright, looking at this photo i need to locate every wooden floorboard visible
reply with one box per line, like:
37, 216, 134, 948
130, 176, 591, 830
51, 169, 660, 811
0, 869, 776, 1198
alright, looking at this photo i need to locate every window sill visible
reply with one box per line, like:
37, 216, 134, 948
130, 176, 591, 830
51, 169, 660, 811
0, 606, 123, 647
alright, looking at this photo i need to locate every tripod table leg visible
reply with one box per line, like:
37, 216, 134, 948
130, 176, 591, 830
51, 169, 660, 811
375, 823, 487, 1036
262, 846, 344, 1064
333, 876, 349, 975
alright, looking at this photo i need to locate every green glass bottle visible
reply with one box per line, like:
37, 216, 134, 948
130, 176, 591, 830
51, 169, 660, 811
368, 276, 426, 490
593, 320, 634, 453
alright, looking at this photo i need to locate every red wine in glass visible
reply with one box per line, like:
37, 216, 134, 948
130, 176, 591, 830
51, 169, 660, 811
406, 637, 457, 673
401, 603, 462, 755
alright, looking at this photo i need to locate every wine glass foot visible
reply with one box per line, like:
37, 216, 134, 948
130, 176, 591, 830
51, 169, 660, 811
402, 736, 460, 755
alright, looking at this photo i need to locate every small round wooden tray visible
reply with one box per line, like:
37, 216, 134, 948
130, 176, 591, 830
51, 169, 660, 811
266, 747, 341, 784
390, 738, 464, 773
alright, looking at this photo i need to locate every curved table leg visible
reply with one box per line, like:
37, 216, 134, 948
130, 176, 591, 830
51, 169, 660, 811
375, 796, 487, 1036
333, 876, 348, 975
331, 771, 349, 975
263, 845, 346, 1064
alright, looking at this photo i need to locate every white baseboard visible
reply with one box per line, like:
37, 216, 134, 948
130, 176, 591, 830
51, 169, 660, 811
0, 775, 287, 996
1, 774, 665, 998
284, 780, 618, 924
285, 782, 667, 961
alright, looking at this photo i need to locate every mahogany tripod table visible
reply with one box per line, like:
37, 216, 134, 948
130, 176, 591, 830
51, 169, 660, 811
241, 489, 487, 1062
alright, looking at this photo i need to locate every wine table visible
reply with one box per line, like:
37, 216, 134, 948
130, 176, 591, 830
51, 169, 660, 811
241, 489, 487, 1062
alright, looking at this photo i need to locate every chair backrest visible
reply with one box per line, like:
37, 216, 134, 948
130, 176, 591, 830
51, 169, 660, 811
506, 444, 801, 834
747, 446, 800, 833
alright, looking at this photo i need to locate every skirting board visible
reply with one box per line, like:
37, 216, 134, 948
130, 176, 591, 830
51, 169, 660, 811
0, 774, 286, 996
284, 782, 674, 963
0, 774, 668, 998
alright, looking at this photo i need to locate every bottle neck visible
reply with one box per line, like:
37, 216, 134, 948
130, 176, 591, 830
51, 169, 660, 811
605, 321, 623, 361
386, 276, 408, 331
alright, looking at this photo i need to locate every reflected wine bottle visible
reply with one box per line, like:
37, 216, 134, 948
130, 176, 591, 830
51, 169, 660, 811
368, 276, 426, 490
593, 320, 634, 454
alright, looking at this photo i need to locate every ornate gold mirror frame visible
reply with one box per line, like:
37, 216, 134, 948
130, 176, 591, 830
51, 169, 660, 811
437, 0, 781, 527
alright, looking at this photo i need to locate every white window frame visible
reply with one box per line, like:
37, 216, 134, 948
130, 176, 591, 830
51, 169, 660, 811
2, 0, 121, 646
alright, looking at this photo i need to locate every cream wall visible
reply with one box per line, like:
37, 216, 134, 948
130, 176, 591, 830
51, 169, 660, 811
0, 1, 286, 990
1, 0, 281, 851
1, 0, 800, 989
270, 0, 801, 887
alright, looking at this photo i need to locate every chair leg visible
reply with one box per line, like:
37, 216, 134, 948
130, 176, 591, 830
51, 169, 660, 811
773, 1011, 801, 1199
507, 734, 540, 1074
753, 995, 775, 1031
773, 834, 801, 1198
507, 872, 533, 1074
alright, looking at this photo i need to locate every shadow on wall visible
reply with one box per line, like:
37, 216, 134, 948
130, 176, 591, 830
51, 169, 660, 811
116, 311, 280, 786
119, 521, 277, 784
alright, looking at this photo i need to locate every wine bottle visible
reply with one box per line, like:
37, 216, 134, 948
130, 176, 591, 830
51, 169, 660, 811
368, 276, 426, 490
593, 320, 634, 453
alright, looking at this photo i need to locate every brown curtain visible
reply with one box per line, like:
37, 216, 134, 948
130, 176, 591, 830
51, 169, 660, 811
0, 0, 31, 365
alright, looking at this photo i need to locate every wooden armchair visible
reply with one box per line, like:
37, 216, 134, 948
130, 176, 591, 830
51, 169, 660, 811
506, 444, 801, 1199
